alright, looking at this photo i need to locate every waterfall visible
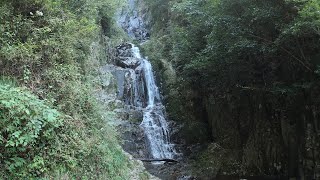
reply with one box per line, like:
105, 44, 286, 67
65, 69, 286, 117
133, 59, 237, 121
113, 43, 176, 159
129, 45, 176, 159
115, 0, 176, 160
129, 46, 175, 159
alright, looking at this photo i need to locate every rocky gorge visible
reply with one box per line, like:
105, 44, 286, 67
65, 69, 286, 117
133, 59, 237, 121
97, 0, 320, 179
0, 0, 318, 179
95, 0, 194, 179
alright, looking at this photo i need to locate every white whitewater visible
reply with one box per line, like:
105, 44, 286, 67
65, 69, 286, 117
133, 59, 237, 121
131, 45, 176, 159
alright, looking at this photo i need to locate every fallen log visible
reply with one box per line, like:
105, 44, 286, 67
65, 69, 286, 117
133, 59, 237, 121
138, 158, 178, 163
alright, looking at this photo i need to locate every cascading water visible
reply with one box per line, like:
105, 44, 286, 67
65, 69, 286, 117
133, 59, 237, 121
129, 46, 176, 159
109, 0, 196, 179
114, 0, 177, 160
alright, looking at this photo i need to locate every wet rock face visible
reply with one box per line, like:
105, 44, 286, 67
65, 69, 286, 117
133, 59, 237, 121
98, 40, 148, 158
116, 57, 141, 69
96, 69, 159, 180
116, 43, 133, 56
99, 64, 148, 159
113, 44, 148, 107
117, 0, 150, 41
119, 120, 147, 158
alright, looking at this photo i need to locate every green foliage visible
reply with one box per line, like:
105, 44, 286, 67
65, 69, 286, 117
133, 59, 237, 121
0, 0, 121, 79
143, 0, 171, 30
192, 143, 241, 178
0, 0, 131, 179
144, 0, 320, 176
145, 0, 320, 119
0, 83, 62, 177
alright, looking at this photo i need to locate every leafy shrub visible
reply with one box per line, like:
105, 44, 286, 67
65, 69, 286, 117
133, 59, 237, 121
0, 0, 131, 178
0, 83, 62, 177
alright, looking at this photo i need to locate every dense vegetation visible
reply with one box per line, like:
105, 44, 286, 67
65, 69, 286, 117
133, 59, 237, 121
142, 0, 320, 178
0, 0, 130, 178
2, 0, 320, 178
